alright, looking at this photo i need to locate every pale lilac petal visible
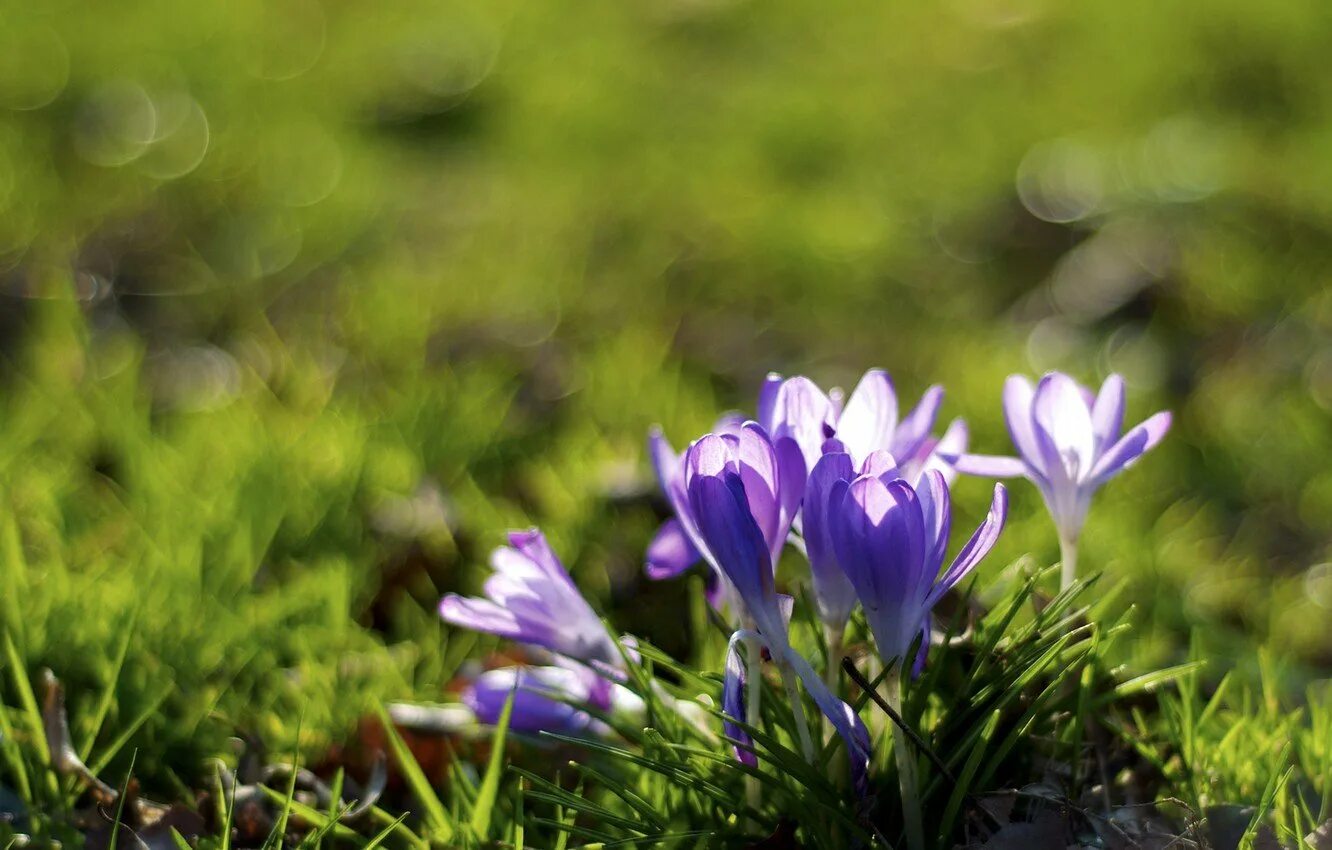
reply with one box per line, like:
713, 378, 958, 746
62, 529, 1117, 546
804, 451, 858, 629
722, 632, 758, 767
766, 377, 836, 473
1002, 375, 1045, 476
952, 453, 1027, 478
890, 385, 944, 460
648, 428, 681, 493
439, 595, 522, 639
1090, 374, 1126, 455
1033, 373, 1096, 480
859, 449, 899, 481
773, 436, 806, 540
836, 369, 899, 463
914, 469, 951, 575
905, 417, 968, 484
756, 373, 783, 432
928, 483, 1008, 608
1088, 411, 1171, 485
509, 528, 565, 581
645, 519, 701, 579
684, 433, 735, 489
781, 648, 872, 797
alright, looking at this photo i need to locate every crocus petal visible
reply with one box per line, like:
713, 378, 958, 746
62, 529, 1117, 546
756, 373, 782, 433
912, 617, 930, 678
772, 437, 806, 543
928, 483, 1008, 608
1090, 374, 1126, 455
804, 451, 859, 629
645, 519, 701, 579
781, 648, 872, 797
464, 666, 592, 734
1002, 375, 1046, 477
837, 369, 899, 463
735, 423, 784, 556
685, 446, 783, 640
508, 528, 565, 580
1033, 373, 1096, 480
765, 377, 836, 474
1088, 410, 1172, 485
951, 453, 1028, 478
722, 631, 759, 767
905, 416, 968, 485
439, 595, 522, 639
915, 469, 951, 576
859, 449, 899, 481
890, 385, 944, 461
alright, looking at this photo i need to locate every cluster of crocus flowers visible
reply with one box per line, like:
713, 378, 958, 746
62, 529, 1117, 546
951, 373, 1171, 589
439, 366, 1169, 845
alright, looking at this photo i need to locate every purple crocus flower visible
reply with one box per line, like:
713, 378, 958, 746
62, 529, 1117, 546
464, 666, 608, 734
951, 373, 1170, 585
683, 427, 871, 791
439, 529, 623, 674
759, 369, 959, 483
831, 469, 1008, 667
464, 665, 644, 736
646, 420, 803, 611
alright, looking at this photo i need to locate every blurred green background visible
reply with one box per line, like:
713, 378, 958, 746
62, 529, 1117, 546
0, 0, 1329, 789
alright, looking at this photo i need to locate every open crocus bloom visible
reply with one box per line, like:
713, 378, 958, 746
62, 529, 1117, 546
683, 427, 871, 792
439, 529, 623, 675
952, 373, 1170, 544
464, 665, 644, 735
758, 369, 962, 484
831, 467, 1008, 667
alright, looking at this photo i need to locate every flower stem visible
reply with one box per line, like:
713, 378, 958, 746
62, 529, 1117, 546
745, 637, 763, 814
823, 625, 845, 693
883, 668, 924, 850
779, 662, 817, 763
1059, 532, 1079, 592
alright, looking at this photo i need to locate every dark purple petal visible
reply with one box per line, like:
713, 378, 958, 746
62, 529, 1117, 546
804, 451, 858, 628
722, 632, 758, 767
837, 369, 899, 463
890, 385, 944, 461
685, 441, 783, 638
830, 475, 895, 608
1088, 410, 1171, 485
883, 479, 928, 606
645, 519, 701, 579
911, 617, 930, 679
464, 667, 592, 734
736, 423, 783, 556
781, 648, 872, 797
1090, 374, 1126, 455
952, 453, 1027, 478
928, 483, 1008, 608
